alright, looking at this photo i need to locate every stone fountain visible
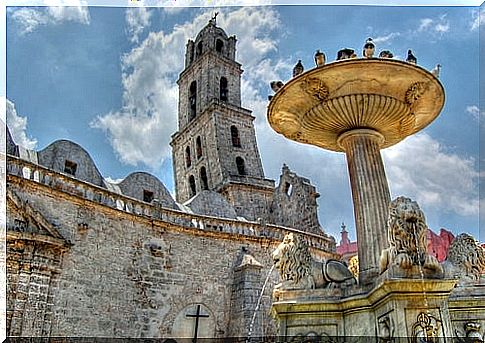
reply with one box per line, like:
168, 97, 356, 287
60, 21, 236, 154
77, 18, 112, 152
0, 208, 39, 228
267, 57, 485, 341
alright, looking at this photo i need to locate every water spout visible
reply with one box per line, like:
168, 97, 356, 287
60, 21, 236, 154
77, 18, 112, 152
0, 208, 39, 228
247, 264, 275, 342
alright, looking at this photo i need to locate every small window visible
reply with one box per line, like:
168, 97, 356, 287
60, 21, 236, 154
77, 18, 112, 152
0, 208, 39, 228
64, 160, 77, 176
189, 81, 197, 121
220, 77, 228, 101
216, 39, 224, 53
143, 190, 154, 203
284, 182, 293, 196
196, 41, 203, 57
200, 167, 208, 190
236, 157, 246, 176
231, 126, 241, 147
185, 146, 192, 168
188, 175, 196, 197
196, 136, 203, 159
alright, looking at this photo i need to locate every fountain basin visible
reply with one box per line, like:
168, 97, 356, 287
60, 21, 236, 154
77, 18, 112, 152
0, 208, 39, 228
268, 59, 445, 152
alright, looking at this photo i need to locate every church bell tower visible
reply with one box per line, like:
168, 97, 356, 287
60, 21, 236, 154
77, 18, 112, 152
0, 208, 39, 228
170, 17, 275, 220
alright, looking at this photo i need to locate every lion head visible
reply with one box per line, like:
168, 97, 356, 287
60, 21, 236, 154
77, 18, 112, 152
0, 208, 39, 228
387, 196, 428, 263
272, 233, 312, 286
446, 233, 485, 280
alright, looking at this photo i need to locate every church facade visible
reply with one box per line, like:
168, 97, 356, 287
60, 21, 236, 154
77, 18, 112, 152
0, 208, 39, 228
5, 20, 336, 338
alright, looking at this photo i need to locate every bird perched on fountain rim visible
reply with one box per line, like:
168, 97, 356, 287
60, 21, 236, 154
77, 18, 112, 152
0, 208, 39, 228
337, 48, 356, 60
314, 50, 326, 67
363, 38, 375, 58
406, 49, 417, 64
431, 64, 441, 78
293, 60, 304, 77
379, 50, 394, 58
268, 80, 284, 100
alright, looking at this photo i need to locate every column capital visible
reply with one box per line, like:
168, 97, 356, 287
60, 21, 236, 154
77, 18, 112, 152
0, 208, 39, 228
337, 129, 385, 150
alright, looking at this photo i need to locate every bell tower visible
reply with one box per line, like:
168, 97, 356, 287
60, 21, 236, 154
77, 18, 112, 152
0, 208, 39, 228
170, 18, 275, 220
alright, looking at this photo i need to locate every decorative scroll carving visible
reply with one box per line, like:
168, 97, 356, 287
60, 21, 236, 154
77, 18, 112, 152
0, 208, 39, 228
272, 233, 355, 290
379, 197, 442, 274
412, 312, 442, 343
301, 77, 329, 101
348, 255, 359, 279
405, 81, 430, 105
444, 233, 485, 281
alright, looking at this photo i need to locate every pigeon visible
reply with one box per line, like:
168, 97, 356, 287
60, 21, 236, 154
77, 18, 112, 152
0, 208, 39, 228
431, 64, 441, 78
379, 50, 394, 58
337, 48, 355, 60
314, 50, 326, 67
293, 60, 304, 77
270, 81, 284, 93
406, 49, 417, 64
363, 38, 375, 58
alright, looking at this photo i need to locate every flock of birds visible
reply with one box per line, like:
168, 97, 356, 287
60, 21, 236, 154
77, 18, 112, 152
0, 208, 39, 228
269, 38, 442, 96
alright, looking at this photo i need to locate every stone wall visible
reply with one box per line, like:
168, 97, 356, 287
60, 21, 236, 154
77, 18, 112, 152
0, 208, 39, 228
7, 156, 337, 338
270, 164, 324, 235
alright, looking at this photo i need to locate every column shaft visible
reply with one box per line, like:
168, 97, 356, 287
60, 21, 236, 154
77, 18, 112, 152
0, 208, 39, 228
338, 129, 390, 285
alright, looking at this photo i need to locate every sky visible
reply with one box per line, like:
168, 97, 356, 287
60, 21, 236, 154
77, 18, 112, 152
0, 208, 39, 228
3, 1, 485, 242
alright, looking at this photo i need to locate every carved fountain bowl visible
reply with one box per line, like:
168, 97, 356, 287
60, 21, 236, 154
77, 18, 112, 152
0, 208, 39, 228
267, 59, 445, 152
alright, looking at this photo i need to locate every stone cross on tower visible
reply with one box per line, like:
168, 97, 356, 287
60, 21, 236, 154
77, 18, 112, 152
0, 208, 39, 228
210, 12, 219, 25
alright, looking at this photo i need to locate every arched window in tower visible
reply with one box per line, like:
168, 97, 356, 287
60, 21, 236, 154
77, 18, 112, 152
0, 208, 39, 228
220, 77, 228, 102
200, 167, 208, 190
231, 125, 241, 147
196, 41, 203, 57
236, 157, 246, 176
185, 146, 192, 168
216, 39, 224, 53
196, 136, 203, 159
188, 175, 196, 197
189, 81, 197, 121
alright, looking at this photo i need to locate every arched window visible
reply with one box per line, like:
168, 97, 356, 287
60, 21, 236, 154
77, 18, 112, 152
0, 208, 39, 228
185, 146, 192, 168
236, 157, 246, 176
200, 167, 208, 190
231, 126, 241, 147
220, 77, 228, 101
196, 136, 202, 159
196, 41, 203, 57
216, 39, 224, 53
188, 175, 196, 197
189, 81, 197, 121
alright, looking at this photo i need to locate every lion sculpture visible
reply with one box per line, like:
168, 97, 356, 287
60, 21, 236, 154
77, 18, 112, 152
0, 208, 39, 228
272, 232, 356, 290
443, 233, 485, 282
380, 196, 442, 274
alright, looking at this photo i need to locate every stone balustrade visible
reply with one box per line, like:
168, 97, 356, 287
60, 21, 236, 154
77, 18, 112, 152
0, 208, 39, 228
7, 155, 336, 252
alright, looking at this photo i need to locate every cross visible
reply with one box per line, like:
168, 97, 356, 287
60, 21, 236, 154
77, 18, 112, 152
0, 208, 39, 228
211, 12, 219, 25
186, 304, 209, 343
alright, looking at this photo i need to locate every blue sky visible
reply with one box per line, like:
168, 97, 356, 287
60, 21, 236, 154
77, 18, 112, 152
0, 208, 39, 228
3, 1, 484, 242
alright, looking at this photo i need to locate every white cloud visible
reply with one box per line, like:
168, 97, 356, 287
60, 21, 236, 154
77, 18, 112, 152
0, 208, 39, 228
10, 1, 89, 35
125, 7, 152, 44
92, 7, 287, 169
5, 98, 37, 150
417, 14, 450, 36
383, 133, 479, 217
466, 105, 481, 121
470, 7, 484, 31
372, 32, 401, 44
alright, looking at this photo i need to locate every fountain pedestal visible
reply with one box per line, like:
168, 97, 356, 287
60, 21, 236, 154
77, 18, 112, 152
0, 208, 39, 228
272, 278, 458, 339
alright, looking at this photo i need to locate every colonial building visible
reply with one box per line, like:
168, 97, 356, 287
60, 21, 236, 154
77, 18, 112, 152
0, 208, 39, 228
6, 19, 336, 338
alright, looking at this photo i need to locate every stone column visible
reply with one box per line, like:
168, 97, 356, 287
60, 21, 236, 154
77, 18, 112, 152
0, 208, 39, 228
338, 129, 390, 285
